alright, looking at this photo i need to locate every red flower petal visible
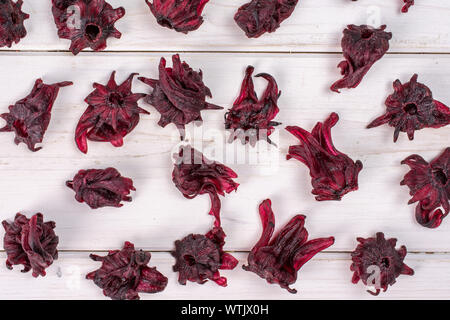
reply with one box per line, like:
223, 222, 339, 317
87, 241, 168, 300
331, 25, 392, 93
51, 0, 125, 55
367, 74, 450, 142
351, 232, 414, 295
0, 79, 73, 152
145, 0, 210, 33
75, 71, 148, 153
0, 0, 29, 48
286, 113, 363, 201
66, 167, 136, 209
234, 0, 299, 38
2, 213, 59, 277
243, 199, 334, 293
401, 148, 450, 228
225, 66, 281, 146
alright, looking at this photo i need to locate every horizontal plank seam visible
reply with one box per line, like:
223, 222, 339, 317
0, 250, 446, 254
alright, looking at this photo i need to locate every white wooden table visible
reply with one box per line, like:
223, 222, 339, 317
0, 0, 449, 299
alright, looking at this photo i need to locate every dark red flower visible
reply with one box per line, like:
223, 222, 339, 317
225, 66, 281, 146
2, 213, 59, 277
401, 0, 414, 12
51, 0, 125, 55
351, 232, 414, 295
139, 54, 223, 139
75, 71, 148, 154
234, 0, 299, 38
66, 167, 135, 209
286, 112, 363, 201
367, 74, 450, 142
400, 148, 450, 228
243, 199, 334, 293
331, 25, 392, 93
145, 0, 210, 33
0, 0, 29, 48
87, 241, 168, 300
173, 226, 238, 287
0, 79, 73, 152
172, 145, 239, 226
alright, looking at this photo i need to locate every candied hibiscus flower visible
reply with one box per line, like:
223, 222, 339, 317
75, 71, 148, 154
331, 24, 392, 93
87, 241, 168, 300
243, 199, 334, 293
367, 74, 450, 142
172, 145, 239, 226
0, 0, 29, 48
51, 0, 125, 55
139, 54, 223, 139
234, 0, 299, 38
173, 226, 238, 287
286, 113, 363, 201
145, 0, 210, 33
0, 79, 73, 152
66, 167, 135, 209
351, 232, 414, 295
2, 213, 59, 277
401, 148, 450, 228
225, 66, 281, 146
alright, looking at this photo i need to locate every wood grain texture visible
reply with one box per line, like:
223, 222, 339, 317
0, 53, 448, 252
4, 0, 450, 53
0, 252, 448, 299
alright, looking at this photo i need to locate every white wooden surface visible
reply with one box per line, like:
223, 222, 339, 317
0, 0, 449, 299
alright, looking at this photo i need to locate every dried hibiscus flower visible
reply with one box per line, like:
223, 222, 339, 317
225, 66, 281, 146
87, 241, 168, 300
286, 112, 363, 201
2, 213, 59, 277
172, 145, 239, 226
367, 74, 450, 142
331, 24, 392, 93
75, 71, 148, 154
173, 226, 238, 287
243, 199, 334, 293
139, 54, 223, 139
351, 232, 414, 295
0, 79, 73, 152
0, 0, 29, 48
66, 167, 135, 209
145, 0, 210, 33
234, 0, 299, 38
401, 148, 450, 228
51, 0, 125, 55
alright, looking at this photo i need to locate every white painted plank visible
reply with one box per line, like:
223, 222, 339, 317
5, 0, 450, 53
0, 52, 449, 252
0, 252, 448, 299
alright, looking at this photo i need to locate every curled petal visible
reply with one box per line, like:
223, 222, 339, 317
331, 25, 392, 93
0, 79, 73, 152
286, 112, 363, 201
225, 66, 281, 146
66, 167, 136, 209
87, 241, 167, 300
2, 213, 59, 277
243, 199, 334, 293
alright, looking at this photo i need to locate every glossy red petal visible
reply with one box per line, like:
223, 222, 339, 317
0, 79, 73, 152
66, 167, 136, 209
286, 113, 363, 201
243, 199, 334, 293
331, 25, 392, 93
